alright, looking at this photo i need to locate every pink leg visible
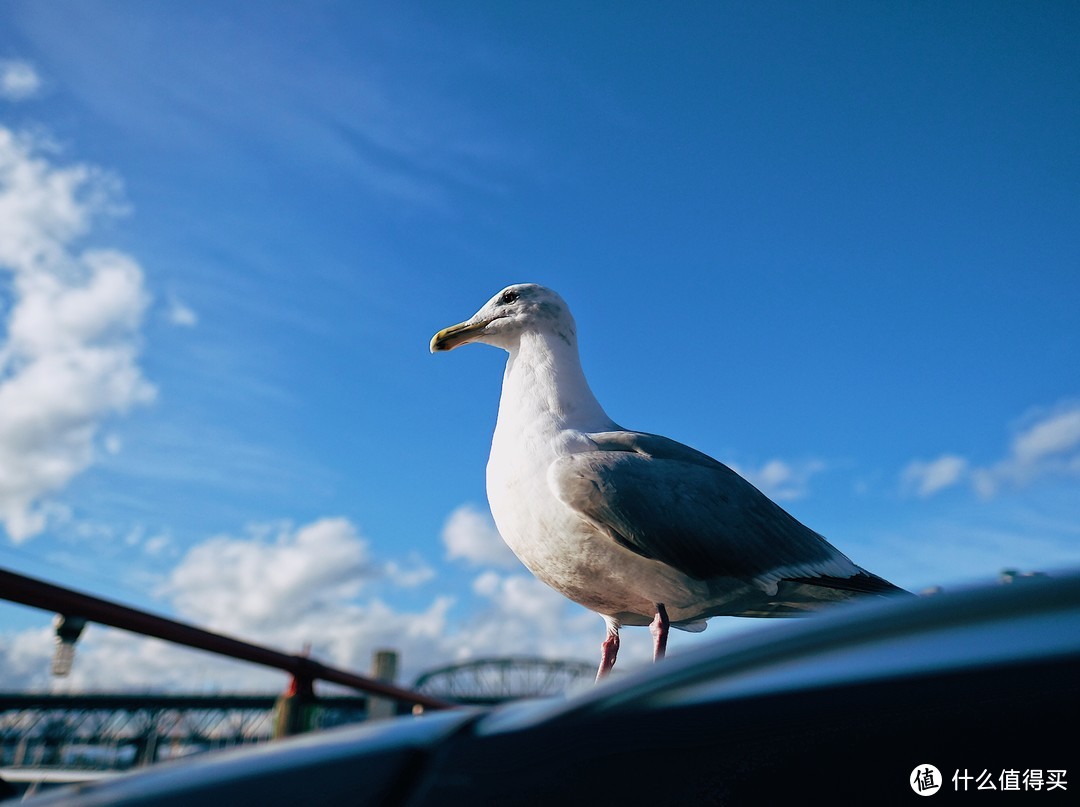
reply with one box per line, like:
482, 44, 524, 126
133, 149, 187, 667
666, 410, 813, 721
650, 603, 669, 662
596, 623, 620, 682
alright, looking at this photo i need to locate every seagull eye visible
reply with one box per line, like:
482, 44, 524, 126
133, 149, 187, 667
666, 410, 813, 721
500, 290, 519, 305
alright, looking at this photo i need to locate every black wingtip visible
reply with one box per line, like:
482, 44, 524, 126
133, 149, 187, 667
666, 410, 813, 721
784, 571, 913, 597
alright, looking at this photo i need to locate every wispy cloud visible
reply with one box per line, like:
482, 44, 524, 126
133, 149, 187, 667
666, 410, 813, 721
384, 554, 437, 588
973, 403, 1080, 497
730, 458, 827, 501
901, 402, 1080, 499
15, 6, 518, 214
0, 127, 154, 541
165, 295, 198, 327
901, 454, 969, 497
0, 60, 43, 102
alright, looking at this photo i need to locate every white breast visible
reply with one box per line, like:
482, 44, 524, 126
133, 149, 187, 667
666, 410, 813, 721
487, 419, 707, 623
481, 327, 715, 624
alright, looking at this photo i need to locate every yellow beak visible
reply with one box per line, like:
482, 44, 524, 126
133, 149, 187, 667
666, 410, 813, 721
430, 317, 492, 352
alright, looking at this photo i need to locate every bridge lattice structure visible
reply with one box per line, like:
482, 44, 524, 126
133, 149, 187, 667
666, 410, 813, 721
0, 693, 367, 771
413, 657, 596, 705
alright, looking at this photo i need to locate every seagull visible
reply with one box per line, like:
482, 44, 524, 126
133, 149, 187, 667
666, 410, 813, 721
431, 283, 910, 680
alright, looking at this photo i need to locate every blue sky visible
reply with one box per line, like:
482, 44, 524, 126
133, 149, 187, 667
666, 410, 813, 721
1, 2, 1078, 690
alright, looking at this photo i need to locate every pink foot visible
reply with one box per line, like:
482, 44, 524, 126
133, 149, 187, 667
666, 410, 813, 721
596, 628, 620, 681
650, 603, 669, 662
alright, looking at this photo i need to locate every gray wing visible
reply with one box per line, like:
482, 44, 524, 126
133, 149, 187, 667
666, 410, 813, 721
549, 430, 899, 595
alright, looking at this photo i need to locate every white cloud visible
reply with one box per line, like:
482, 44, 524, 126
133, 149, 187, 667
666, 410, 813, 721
731, 458, 826, 501
901, 454, 969, 497
0, 625, 54, 690
166, 295, 198, 327
0, 60, 43, 102
905, 402, 1080, 499
384, 553, 437, 588
160, 517, 453, 665
441, 502, 520, 569
1009, 405, 1080, 465
470, 570, 562, 622
164, 518, 376, 632
0, 127, 154, 541
143, 533, 172, 556
0, 517, 452, 690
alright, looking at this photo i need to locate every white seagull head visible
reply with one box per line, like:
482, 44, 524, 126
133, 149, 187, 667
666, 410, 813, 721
430, 283, 576, 354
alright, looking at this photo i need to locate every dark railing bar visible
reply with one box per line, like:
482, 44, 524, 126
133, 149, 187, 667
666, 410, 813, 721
0, 568, 451, 711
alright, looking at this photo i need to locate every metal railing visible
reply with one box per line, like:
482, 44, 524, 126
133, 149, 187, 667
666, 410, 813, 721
0, 567, 452, 729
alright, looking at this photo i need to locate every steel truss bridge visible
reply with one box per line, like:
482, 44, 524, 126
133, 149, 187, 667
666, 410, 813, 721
0, 693, 368, 771
1, 658, 595, 774
413, 657, 596, 704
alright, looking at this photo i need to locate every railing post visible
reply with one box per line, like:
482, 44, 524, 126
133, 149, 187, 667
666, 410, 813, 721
272, 673, 315, 738
51, 614, 87, 677
366, 649, 399, 720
